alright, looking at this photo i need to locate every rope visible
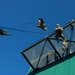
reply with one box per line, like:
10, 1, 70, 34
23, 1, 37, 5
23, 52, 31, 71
13, 22, 35, 28
0, 26, 49, 35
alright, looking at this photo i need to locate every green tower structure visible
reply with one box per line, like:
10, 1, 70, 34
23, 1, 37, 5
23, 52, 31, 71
21, 20, 75, 75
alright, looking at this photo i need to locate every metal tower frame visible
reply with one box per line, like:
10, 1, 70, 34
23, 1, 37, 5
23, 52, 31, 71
21, 20, 75, 71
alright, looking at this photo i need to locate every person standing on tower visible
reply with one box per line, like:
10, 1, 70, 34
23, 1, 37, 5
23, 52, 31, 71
55, 24, 66, 42
69, 19, 74, 30
55, 24, 67, 49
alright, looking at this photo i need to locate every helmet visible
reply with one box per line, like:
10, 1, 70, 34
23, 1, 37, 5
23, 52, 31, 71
69, 19, 74, 22
56, 24, 60, 26
56, 24, 60, 27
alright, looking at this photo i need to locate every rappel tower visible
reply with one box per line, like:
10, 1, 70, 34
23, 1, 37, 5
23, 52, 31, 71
21, 20, 75, 75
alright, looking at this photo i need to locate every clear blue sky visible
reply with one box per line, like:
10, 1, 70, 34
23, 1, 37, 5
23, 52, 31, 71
0, 0, 75, 75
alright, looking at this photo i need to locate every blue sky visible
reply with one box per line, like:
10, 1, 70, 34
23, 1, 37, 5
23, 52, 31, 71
0, 0, 75, 75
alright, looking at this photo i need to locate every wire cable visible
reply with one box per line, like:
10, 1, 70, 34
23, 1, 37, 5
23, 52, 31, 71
0, 26, 49, 35
13, 22, 35, 28
11, 22, 54, 31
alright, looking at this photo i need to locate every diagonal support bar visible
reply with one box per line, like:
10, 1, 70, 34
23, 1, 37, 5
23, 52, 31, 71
47, 38, 62, 59
36, 39, 47, 69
